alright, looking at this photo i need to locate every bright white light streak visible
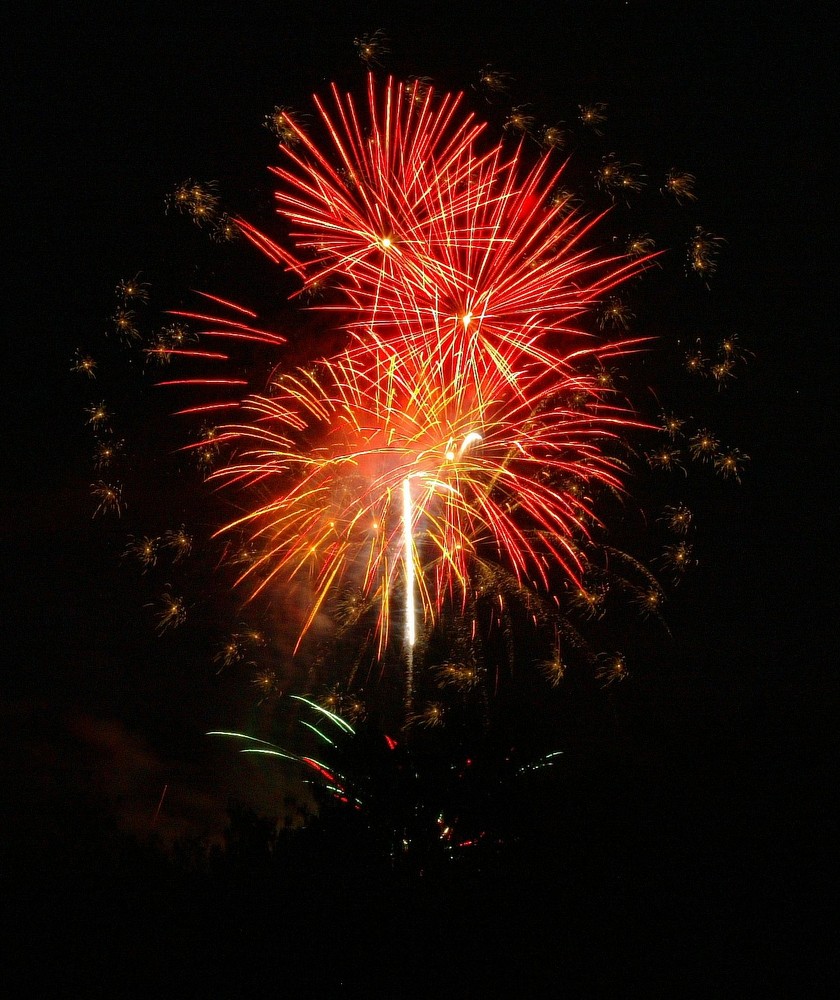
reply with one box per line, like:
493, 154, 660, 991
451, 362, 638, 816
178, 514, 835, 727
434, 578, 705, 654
402, 477, 416, 647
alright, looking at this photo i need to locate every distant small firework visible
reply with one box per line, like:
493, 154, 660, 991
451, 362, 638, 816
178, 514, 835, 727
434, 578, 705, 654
354, 29, 389, 67
166, 179, 220, 227
663, 169, 698, 204
71, 351, 97, 379
579, 102, 607, 133
91, 480, 124, 518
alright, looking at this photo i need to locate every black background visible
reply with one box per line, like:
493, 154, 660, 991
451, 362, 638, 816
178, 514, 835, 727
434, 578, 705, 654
3, 1, 837, 993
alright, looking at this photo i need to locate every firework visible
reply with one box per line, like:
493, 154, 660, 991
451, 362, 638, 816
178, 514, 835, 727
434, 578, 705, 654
660, 503, 693, 535
155, 591, 187, 633
578, 102, 607, 133
123, 534, 160, 571
111, 308, 141, 343
354, 29, 389, 67
93, 437, 122, 470
477, 64, 512, 95
116, 273, 150, 304
714, 447, 749, 482
504, 105, 535, 134
663, 169, 698, 204
264, 106, 301, 145
71, 351, 97, 379
625, 233, 656, 259
688, 225, 725, 280
85, 400, 110, 429
689, 428, 720, 463
163, 525, 193, 562
540, 124, 569, 150
83, 71, 749, 720
594, 154, 645, 199
166, 179, 220, 227
170, 77, 653, 659
91, 480, 124, 518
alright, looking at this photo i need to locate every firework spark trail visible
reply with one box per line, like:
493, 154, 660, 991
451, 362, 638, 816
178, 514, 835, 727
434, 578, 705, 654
164, 77, 653, 656
403, 476, 416, 707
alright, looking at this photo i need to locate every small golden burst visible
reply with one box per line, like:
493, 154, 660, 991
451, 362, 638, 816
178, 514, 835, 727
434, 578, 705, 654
163, 525, 193, 562
661, 541, 695, 580
166, 179, 220, 227
596, 652, 628, 687
714, 448, 749, 482
684, 349, 708, 376
540, 124, 568, 149
93, 437, 122, 470
263, 105, 300, 144
660, 412, 686, 439
71, 352, 97, 379
663, 169, 698, 204
85, 401, 110, 428
540, 652, 568, 688
116, 273, 150, 304
123, 535, 160, 571
579, 102, 607, 132
156, 591, 187, 634
408, 701, 445, 729
635, 587, 665, 619
688, 226, 725, 280
660, 503, 693, 535
598, 296, 634, 331
504, 105, 535, 134
626, 233, 656, 259
477, 64, 512, 95
354, 29, 389, 67
91, 481, 124, 518
689, 428, 720, 463
111, 308, 141, 343
646, 447, 685, 473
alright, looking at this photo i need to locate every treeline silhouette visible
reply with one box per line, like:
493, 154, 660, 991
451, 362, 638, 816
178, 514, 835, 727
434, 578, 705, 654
5, 715, 834, 996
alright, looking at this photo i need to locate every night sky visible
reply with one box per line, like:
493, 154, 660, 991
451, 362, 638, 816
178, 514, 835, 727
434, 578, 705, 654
3, 1, 837, 991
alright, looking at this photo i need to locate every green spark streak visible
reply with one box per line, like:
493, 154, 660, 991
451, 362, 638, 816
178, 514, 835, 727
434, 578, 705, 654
290, 695, 355, 734
299, 719, 336, 746
240, 748, 298, 761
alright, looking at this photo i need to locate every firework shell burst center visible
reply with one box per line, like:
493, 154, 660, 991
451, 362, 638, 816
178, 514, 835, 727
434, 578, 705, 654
177, 76, 651, 655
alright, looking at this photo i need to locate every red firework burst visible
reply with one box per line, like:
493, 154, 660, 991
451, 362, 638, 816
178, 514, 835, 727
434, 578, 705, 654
162, 77, 652, 652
